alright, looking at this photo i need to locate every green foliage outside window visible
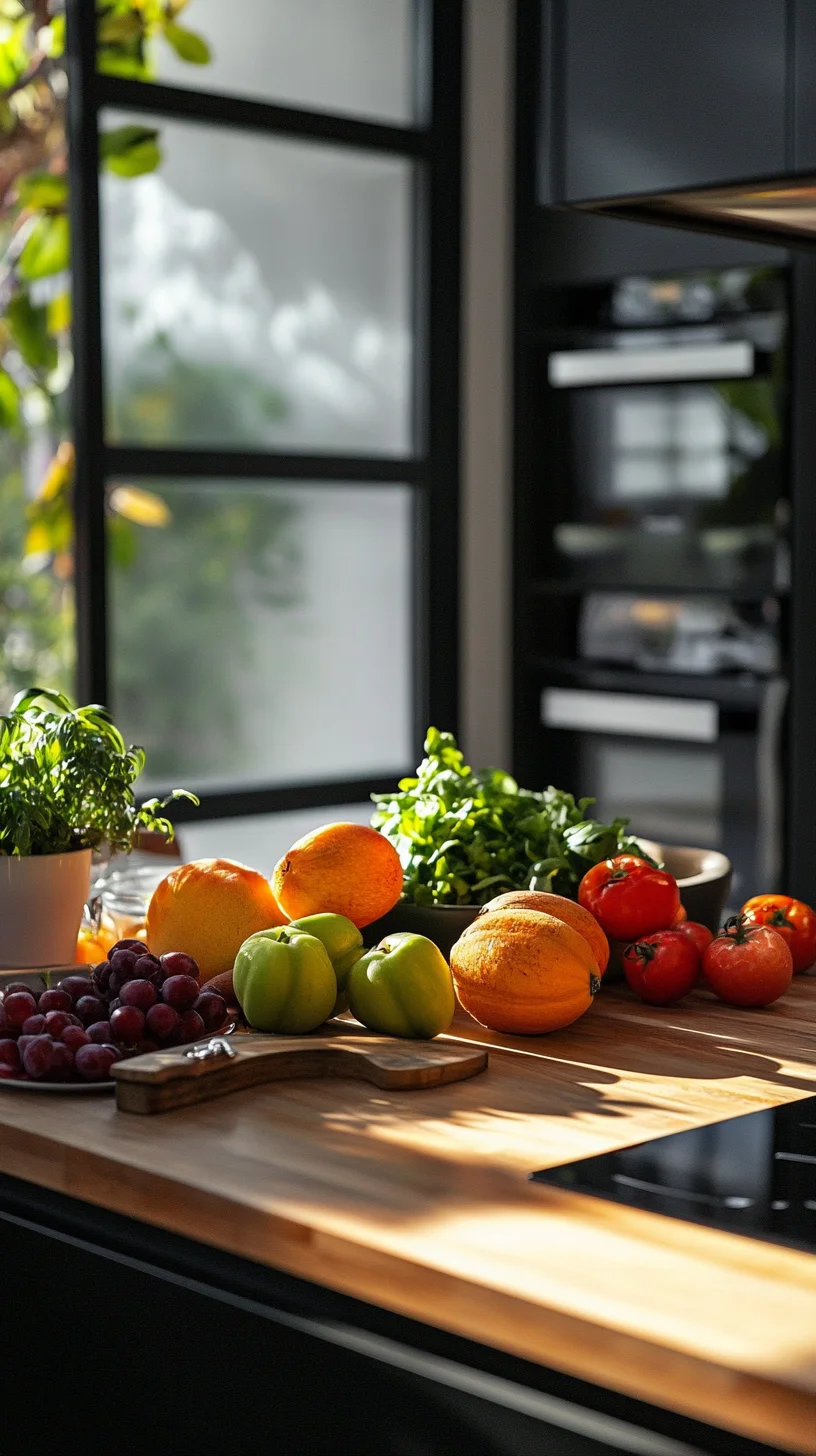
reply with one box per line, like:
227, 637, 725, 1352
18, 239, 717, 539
0, 3, 300, 781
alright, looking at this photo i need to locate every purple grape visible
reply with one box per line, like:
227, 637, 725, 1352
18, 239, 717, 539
58, 974, 93, 1004
0, 1065, 20, 1080
159, 952, 199, 981
109, 950, 138, 980
92, 962, 111, 995
22, 1035, 54, 1079
178, 1009, 205, 1045
21, 1014, 46, 1036
43, 1011, 73, 1038
107, 971, 123, 998
86, 1020, 112, 1045
39, 989, 72, 1014
17, 1035, 35, 1057
120, 979, 157, 1012
47, 1043, 74, 1081
0, 1039, 21, 1071
110, 939, 148, 956
3, 981, 32, 996
145, 1003, 179, 1042
0, 1005, 17, 1038
108, 997, 121, 1014
61, 1025, 90, 1053
66, 1013, 84, 1028
161, 975, 199, 1012
75, 1044, 119, 1081
110, 1005, 145, 1044
194, 993, 227, 1033
4, 991, 37, 1026
76, 995, 107, 1027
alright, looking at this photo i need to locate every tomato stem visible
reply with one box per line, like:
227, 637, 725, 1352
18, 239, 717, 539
722, 914, 751, 944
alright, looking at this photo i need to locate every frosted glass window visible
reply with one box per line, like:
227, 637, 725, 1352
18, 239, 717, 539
144, 0, 415, 123
100, 112, 413, 454
107, 480, 413, 787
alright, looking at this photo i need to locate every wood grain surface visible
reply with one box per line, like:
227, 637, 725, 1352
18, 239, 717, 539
1, 981, 816, 1450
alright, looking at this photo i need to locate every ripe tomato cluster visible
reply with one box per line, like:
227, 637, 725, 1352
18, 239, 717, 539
578, 854, 816, 1010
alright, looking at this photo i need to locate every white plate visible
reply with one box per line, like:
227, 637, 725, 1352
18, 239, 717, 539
0, 1076, 115, 1093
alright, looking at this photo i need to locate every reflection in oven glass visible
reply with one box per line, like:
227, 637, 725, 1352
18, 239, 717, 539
583, 740, 722, 848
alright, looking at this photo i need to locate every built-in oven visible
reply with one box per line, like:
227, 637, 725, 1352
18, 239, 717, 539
540, 674, 787, 904
523, 268, 789, 897
539, 270, 788, 595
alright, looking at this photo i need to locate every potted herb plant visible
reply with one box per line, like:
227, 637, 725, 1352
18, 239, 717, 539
0, 688, 195, 968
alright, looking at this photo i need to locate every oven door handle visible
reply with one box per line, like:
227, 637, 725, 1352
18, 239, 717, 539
756, 675, 789, 891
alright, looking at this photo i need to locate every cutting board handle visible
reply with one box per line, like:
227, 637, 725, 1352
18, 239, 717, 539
112, 1033, 488, 1114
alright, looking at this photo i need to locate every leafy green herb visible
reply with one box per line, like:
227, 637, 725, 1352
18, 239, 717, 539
371, 728, 645, 906
0, 687, 197, 856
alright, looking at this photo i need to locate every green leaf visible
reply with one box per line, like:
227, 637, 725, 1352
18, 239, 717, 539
6, 292, 58, 372
0, 367, 20, 426
163, 21, 210, 64
17, 173, 68, 211
17, 214, 70, 281
99, 124, 161, 178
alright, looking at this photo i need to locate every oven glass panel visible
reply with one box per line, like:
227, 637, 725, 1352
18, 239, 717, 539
550, 375, 785, 591
581, 739, 723, 848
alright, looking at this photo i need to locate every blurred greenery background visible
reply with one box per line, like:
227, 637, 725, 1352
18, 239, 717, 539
0, 0, 303, 783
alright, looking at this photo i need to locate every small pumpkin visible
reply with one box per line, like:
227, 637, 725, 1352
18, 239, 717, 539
478, 890, 609, 976
450, 909, 600, 1035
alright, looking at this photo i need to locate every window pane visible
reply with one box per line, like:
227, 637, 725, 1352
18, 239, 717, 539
0, 437, 74, 710
107, 480, 413, 787
177, 805, 374, 878
142, 0, 415, 124
100, 113, 413, 455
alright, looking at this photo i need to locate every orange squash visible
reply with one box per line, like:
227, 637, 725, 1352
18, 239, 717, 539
478, 890, 609, 976
450, 909, 600, 1034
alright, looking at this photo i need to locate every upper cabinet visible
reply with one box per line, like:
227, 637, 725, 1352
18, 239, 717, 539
543, 0, 789, 204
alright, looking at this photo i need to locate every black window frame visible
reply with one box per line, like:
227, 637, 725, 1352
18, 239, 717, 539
64, 0, 461, 822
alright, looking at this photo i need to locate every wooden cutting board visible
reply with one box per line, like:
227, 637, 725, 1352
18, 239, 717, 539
111, 1031, 489, 1114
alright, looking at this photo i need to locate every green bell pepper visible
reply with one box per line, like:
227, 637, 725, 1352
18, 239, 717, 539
233, 924, 337, 1034
346, 931, 455, 1039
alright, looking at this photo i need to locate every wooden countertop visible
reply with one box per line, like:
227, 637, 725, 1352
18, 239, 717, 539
2, 983, 816, 1451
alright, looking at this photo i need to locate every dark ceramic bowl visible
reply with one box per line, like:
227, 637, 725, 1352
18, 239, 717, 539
365, 841, 732, 963
363, 902, 480, 960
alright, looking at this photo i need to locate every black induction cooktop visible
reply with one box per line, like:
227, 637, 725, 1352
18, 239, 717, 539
531, 1095, 816, 1253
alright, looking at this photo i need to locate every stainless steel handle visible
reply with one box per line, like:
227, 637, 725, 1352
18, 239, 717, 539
755, 676, 789, 891
548, 340, 754, 387
541, 688, 719, 743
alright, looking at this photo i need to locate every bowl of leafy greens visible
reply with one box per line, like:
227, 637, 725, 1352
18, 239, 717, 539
367, 728, 644, 958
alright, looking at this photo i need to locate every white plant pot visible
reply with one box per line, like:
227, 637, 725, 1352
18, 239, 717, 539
0, 849, 93, 968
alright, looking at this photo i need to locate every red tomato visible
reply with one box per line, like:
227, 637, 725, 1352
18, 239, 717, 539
578, 855, 680, 942
740, 894, 816, 975
671, 903, 688, 926
622, 931, 699, 1005
673, 920, 714, 958
702, 916, 793, 1007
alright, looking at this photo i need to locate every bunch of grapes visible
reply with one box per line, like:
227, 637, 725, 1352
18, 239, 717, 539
0, 940, 228, 1084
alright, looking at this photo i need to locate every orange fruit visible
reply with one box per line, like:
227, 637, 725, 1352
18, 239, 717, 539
450, 908, 599, 1034
478, 889, 609, 975
75, 927, 113, 964
273, 822, 403, 929
146, 858, 285, 982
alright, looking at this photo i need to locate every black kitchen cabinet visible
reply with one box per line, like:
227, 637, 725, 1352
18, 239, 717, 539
542, 0, 788, 204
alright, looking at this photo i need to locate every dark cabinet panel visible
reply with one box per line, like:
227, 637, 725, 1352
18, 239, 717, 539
794, 0, 816, 172
554, 0, 788, 203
